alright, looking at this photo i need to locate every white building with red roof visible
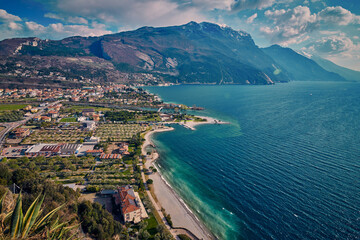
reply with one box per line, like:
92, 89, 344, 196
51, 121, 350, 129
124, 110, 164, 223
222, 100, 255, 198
114, 185, 148, 223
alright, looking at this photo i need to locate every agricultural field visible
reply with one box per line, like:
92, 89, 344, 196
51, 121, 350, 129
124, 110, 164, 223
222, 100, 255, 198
95, 123, 148, 142
0, 104, 28, 111
0, 110, 24, 122
22, 128, 90, 144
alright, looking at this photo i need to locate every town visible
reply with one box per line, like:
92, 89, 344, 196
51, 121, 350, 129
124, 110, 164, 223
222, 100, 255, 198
0, 84, 209, 240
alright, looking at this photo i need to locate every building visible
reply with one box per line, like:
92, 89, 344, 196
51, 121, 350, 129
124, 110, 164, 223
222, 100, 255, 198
82, 108, 95, 117
33, 116, 41, 121
114, 185, 148, 223
40, 116, 51, 122
25, 144, 60, 156
13, 128, 30, 138
84, 136, 100, 144
82, 121, 96, 131
92, 114, 100, 121
48, 110, 59, 118
60, 143, 82, 155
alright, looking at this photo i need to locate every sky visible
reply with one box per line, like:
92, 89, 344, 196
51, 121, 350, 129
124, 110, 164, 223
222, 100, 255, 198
0, 0, 359, 70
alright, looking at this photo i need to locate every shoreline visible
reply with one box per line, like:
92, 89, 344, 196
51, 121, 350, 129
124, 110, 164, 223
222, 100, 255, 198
165, 115, 230, 131
142, 126, 215, 240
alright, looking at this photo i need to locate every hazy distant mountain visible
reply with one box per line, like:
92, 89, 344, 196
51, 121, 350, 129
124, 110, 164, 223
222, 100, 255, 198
262, 45, 346, 82
311, 55, 360, 82
0, 22, 291, 87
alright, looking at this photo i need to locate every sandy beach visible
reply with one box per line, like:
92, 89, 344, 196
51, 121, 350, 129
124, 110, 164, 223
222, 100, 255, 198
142, 126, 215, 240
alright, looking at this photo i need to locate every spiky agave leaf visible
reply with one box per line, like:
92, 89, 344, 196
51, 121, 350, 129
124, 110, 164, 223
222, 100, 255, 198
10, 193, 23, 238
0, 191, 8, 214
33, 204, 64, 231
21, 194, 45, 238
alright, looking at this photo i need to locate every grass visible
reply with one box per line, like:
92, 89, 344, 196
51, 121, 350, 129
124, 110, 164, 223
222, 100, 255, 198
145, 213, 158, 236
60, 117, 77, 122
67, 105, 112, 112
0, 104, 28, 111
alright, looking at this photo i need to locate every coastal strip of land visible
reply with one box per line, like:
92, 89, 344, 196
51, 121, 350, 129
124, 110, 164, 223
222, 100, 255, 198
164, 115, 229, 131
141, 118, 223, 240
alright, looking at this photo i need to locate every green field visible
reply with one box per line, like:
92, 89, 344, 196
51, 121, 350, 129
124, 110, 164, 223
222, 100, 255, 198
60, 117, 77, 122
0, 104, 28, 111
67, 105, 112, 112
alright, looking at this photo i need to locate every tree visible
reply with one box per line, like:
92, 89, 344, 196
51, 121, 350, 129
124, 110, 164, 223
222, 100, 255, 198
146, 179, 153, 185
0, 163, 12, 185
140, 229, 151, 240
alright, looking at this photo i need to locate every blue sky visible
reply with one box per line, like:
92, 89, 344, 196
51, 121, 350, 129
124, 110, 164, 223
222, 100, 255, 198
0, 0, 359, 70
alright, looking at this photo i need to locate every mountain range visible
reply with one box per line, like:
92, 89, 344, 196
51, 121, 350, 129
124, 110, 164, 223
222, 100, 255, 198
0, 21, 356, 88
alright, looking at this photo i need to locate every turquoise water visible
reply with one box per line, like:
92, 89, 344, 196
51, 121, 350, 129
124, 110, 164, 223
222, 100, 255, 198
145, 82, 360, 240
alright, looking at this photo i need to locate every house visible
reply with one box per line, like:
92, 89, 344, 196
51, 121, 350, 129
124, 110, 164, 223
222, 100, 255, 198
30, 108, 38, 113
77, 116, 86, 122
40, 116, 51, 122
60, 143, 82, 155
14, 128, 30, 138
82, 108, 95, 117
118, 142, 129, 153
92, 114, 100, 121
33, 116, 41, 121
24, 105, 32, 111
48, 110, 59, 118
114, 185, 148, 223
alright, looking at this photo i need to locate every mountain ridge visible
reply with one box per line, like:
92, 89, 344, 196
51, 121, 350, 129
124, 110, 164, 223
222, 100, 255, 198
261, 45, 345, 82
0, 22, 350, 87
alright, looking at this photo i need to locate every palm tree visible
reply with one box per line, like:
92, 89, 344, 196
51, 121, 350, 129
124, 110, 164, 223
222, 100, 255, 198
0, 191, 78, 239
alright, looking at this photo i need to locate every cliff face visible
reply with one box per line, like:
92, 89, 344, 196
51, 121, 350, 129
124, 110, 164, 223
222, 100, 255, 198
262, 45, 345, 82
0, 22, 292, 87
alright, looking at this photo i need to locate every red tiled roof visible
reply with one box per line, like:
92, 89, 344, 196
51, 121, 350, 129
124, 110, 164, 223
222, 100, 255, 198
40, 145, 60, 152
86, 149, 103, 153
117, 186, 140, 214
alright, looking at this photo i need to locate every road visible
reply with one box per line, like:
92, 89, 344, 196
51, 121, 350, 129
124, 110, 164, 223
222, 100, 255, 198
0, 101, 61, 152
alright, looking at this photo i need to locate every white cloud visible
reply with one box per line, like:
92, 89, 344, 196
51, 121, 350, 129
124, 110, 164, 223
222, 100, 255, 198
261, 6, 318, 45
303, 35, 360, 71
191, 0, 233, 10
231, 0, 276, 12
318, 6, 360, 25
8, 22, 22, 30
260, 5, 360, 46
246, 13, 258, 23
44, 13, 88, 24
0, 19, 112, 40
55, 0, 207, 28
0, 9, 22, 22
305, 35, 358, 54
25, 21, 46, 32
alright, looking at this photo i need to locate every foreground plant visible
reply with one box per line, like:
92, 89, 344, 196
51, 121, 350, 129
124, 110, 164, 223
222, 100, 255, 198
0, 191, 77, 240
